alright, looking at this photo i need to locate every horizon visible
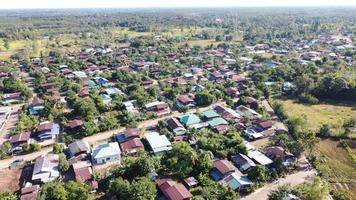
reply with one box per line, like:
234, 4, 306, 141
1, 0, 356, 10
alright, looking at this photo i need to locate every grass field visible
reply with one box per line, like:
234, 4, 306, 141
272, 98, 356, 133
273, 97, 356, 198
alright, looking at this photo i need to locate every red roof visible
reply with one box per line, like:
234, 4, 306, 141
123, 128, 140, 139
37, 122, 53, 132
213, 160, 237, 175
31, 98, 44, 106
177, 95, 194, 105
213, 124, 230, 134
258, 120, 273, 129
69, 119, 83, 129
120, 138, 144, 153
166, 118, 184, 130
157, 179, 192, 200
74, 167, 92, 182
9, 132, 31, 144
246, 97, 257, 104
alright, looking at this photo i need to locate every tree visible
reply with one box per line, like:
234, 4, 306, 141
109, 177, 157, 200
129, 177, 157, 200
65, 181, 95, 200
272, 102, 288, 121
195, 91, 216, 106
38, 181, 94, 200
317, 124, 332, 138
53, 144, 65, 154
0, 192, 17, 200
58, 154, 70, 173
268, 185, 293, 200
296, 177, 329, 200
161, 142, 198, 178
247, 165, 269, 182
0, 141, 12, 159
4, 39, 10, 50
38, 181, 68, 200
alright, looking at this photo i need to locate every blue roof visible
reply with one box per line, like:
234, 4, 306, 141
180, 114, 201, 125
29, 105, 45, 115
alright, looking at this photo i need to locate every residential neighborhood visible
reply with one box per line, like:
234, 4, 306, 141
0, 5, 355, 200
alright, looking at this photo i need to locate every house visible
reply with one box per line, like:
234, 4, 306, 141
100, 94, 112, 104
167, 77, 187, 85
257, 120, 273, 130
210, 159, 237, 181
231, 153, 256, 172
37, 121, 60, 140
236, 105, 262, 120
20, 185, 40, 200
91, 142, 121, 165
213, 105, 242, 122
243, 127, 264, 140
225, 87, 240, 98
220, 172, 253, 192
247, 150, 273, 166
166, 118, 187, 136
93, 77, 109, 87
123, 100, 137, 112
68, 119, 83, 130
145, 132, 172, 155
183, 177, 199, 188
192, 84, 205, 92
29, 98, 45, 115
78, 88, 90, 97
32, 154, 60, 183
179, 114, 202, 127
72, 161, 98, 191
9, 131, 31, 147
67, 140, 91, 157
266, 146, 295, 163
208, 117, 229, 128
104, 87, 124, 96
141, 80, 154, 89
156, 178, 192, 200
2, 92, 22, 104
73, 71, 87, 79
120, 138, 144, 154
116, 128, 140, 143
202, 109, 220, 119
145, 101, 171, 116
175, 95, 195, 109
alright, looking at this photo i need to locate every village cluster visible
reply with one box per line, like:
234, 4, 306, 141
0, 31, 354, 200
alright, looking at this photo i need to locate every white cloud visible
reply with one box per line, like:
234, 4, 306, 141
0, 0, 355, 9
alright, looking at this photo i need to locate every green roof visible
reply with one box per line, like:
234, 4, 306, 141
202, 109, 220, 119
208, 117, 228, 127
228, 176, 253, 190
180, 114, 201, 125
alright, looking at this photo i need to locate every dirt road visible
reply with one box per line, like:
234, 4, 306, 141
242, 168, 317, 200
0, 147, 52, 169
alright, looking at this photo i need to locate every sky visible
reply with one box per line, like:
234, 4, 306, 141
1, 0, 356, 9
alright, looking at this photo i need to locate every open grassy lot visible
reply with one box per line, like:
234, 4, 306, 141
272, 98, 356, 134
273, 97, 356, 198
317, 139, 356, 199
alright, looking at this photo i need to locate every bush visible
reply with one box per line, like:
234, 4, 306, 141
53, 144, 65, 154
298, 93, 319, 105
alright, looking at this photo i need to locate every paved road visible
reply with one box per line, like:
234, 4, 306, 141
242, 168, 317, 200
0, 102, 225, 169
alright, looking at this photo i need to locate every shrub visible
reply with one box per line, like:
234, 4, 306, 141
298, 93, 319, 105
